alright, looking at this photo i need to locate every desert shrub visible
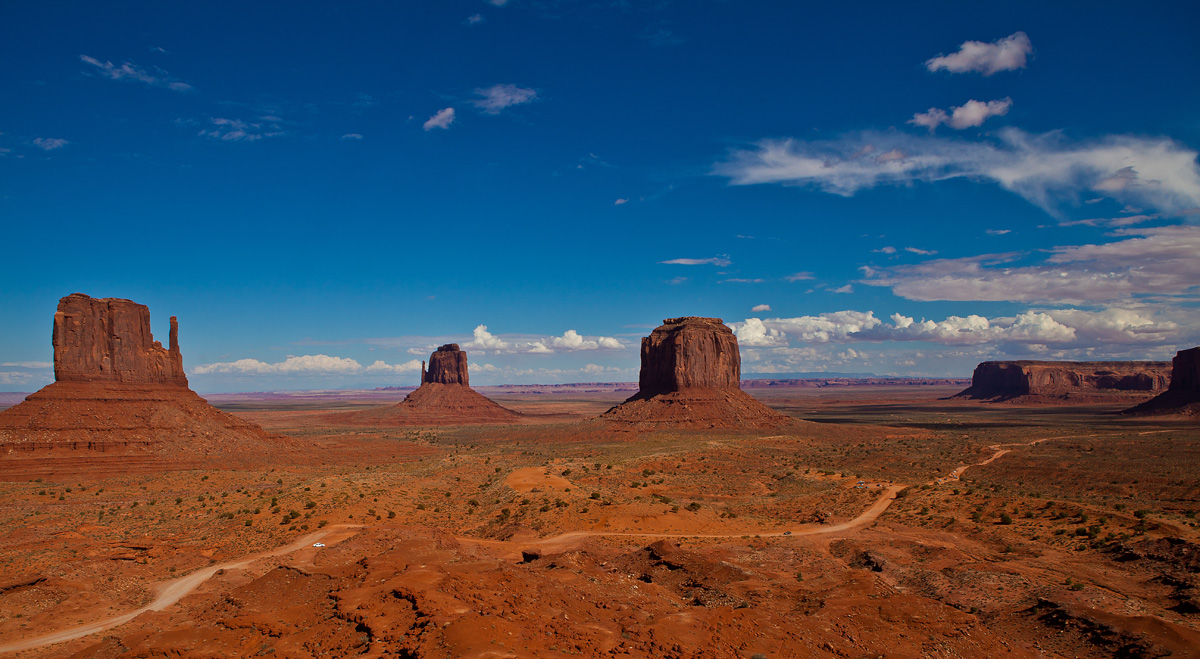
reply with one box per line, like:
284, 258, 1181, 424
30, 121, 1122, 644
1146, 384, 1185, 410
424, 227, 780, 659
387, 510, 396, 519
999, 513, 1013, 525
685, 502, 702, 512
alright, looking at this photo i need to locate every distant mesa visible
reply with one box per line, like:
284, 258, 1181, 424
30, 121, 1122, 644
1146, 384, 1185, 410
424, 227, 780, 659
1125, 347, 1200, 416
952, 360, 1171, 403
600, 317, 790, 428
0, 293, 287, 477
333, 343, 520, 425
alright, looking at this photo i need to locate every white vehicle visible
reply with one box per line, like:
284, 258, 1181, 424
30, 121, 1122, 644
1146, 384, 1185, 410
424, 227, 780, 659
312, 542, 325, 548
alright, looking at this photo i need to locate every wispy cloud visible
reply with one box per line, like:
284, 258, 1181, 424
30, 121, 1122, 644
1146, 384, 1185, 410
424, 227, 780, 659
193, 355, 421, 375
985, 229, 1011, 235
751, 304, 771, 312
473, 84, 538, 114
784, 272, 815, 282
714, 128, 1200, 215
925, 32, 1032, 76
423, 107, 456, 131
467, 13, 485, 24
860, 224, 1200, 304
341, 133, 363, 140
910, 98, 1012, 132
904, 247, 937, 255
32, 137, 69, 150
198, 117, 284, 142
659, 255, 732, 266
80, 54, 191, 91
614, 198, 629, 205
721, 278, 765, 283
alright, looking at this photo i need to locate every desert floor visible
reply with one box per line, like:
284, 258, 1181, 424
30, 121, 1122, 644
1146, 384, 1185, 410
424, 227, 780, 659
1, 384, 1198, 658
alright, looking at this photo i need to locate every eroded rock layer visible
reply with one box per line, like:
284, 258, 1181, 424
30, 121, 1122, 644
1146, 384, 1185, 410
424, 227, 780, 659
334, 345, 519, 425
423, 344, 470, 386
53, 293, 188, 386
953, 360, 1171, 402
1125, 347, 1200, 416
0, 294, 286, 475
602, 317, 789, 428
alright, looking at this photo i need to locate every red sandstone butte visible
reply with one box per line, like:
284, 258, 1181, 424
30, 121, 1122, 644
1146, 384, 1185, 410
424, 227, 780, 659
333, 344, 519, 425
422, 343, 470, 386
601, 317, 789, 428
1125, 347, 1200, 416
0, 294, 285, 475
952, 360, 1171, 403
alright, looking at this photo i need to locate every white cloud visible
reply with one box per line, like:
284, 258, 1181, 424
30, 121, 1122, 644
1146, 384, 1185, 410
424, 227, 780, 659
910, 98, 1012, 132
80, 54, 191, 91
463, 325, 510, 351
341, 133, 363, 140
785, 272, 815, 281
832, 284, 854, 293
423, 107, 456, 131
667, 276, 688, 285
734, 318, 788, 347
714, 128, 1200, 215
195, 354, 371, 375
732, 309, 1168, 349
904, 247, 937, 255
32, 137, 69, 150
467, 13, 484, 24
986, 229, 1011, 235
0, 361, 52, 369
862, 225, 1200, 304
751, 304, 771, 312
659, 255, 732, 266
473, 84, 537, 114
722, 278, 765, 283
873, 246, 897, 254
925, 32, 1032, 76
614, 198, 628, 205
487, 0, 509, 5
364, 359, 423, 374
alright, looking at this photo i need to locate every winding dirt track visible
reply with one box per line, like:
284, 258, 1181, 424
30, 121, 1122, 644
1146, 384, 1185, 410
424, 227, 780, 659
0, 525, 361, 654
6, 429, 1148, 654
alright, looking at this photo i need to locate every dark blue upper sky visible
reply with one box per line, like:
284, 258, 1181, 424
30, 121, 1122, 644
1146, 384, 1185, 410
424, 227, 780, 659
3, 1, 1198, 391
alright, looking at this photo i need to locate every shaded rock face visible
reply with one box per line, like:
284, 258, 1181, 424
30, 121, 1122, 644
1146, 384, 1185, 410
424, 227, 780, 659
1125, 347, 1200, 416
638, 317, 740, 395
954, 361, 1170, 401
52, 293, 187, 387
423, 343, 469, 387
602, 317, 788, 428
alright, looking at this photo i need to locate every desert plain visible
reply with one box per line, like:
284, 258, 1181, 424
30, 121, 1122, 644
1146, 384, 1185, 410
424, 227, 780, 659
1, 382, 1198, 658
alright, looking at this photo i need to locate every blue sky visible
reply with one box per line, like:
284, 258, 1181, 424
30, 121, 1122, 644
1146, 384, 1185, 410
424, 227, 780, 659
2, 1, 1199, 392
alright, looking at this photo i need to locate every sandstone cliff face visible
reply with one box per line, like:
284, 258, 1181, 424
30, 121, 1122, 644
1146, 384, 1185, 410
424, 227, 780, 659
603, 317, 788, 428
0, 294, 287, 468
53, 293, 187, 387
423, 344, 470, 387
638, 317, 741, 394
954, 360, 1170, 401
1126, 347, 1200, 416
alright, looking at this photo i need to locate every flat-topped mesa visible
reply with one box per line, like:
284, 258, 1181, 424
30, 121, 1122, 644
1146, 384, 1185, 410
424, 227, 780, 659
639, 317, 740, 396
954, 360, 1170, 401
1125, 347, 1200, 416
601, 316, 789, 428
423, 343, 470, 387
52, 293, 187, 387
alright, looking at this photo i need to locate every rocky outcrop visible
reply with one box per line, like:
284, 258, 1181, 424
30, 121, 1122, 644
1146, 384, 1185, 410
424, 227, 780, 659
953, 360, 1171, 402
423, 344, 469, 386
53, 293, 187, 386
332, 345, 519, 425
1125, 347, 1200, 416
0, 294, 286, 472
601, 317, 789, 428
638, 317, 741, 395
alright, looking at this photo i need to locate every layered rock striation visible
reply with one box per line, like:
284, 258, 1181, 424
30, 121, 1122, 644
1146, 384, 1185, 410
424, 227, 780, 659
952, 360, 1171, 402
334, 344, 519, 425
0, 294, 283, 474
52, 293, 188, 386
422, 344, 470, 386
1125, 347, 1200, 416
601, 317, 789, 428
